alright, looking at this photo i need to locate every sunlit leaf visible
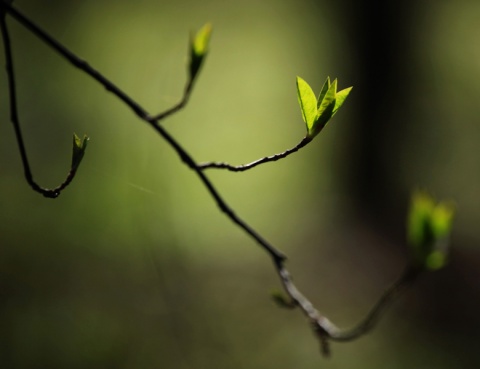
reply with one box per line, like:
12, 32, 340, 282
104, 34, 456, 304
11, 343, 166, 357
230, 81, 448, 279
317, 76, 331, 108
317, 79, 337, 118
296, 76, 318, 131
297, 77, 352, 139
305, 79, 336, 138
310, 100, 335, 138
332, 86, 353, 116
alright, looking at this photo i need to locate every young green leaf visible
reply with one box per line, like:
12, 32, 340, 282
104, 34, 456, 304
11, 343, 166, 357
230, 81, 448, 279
407, 191, 455, 271
332, 86, 353, 116
189, 23, 212, 81
306, 79, 337, 138
192, 23, 212, 57
296, 76, 318, 131
296, 76, 352, 139
316, 79, 337, 119
71, 133, 89, 171
317, 76, 331, 108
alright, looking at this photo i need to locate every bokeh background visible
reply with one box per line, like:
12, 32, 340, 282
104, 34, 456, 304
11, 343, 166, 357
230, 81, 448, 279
1, 0, 480, 368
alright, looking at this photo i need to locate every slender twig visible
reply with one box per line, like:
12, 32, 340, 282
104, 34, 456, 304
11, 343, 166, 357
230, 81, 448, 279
0, 2, 149, 121
198, 136, 312, 172
274, 261, 421, 354
0, 1, 286, 262
150, 78, 195, 121
330, 265, 421, 342
0, 1, 422, 357
273, 258, 340, 356
0, 7, 80, 198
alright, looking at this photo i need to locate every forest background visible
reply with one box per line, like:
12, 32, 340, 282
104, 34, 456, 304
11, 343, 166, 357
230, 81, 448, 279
1, 0, 480, 368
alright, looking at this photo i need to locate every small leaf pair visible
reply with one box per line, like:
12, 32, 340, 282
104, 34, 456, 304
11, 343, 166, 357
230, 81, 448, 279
189, 23, 212, 82
71, 133, 89, 172
296, 76, 352, 139
407, 190, 455, 271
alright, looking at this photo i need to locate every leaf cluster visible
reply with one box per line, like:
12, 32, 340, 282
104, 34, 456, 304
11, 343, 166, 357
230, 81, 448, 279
407, 191, 455, 270
296, 76, 352, 138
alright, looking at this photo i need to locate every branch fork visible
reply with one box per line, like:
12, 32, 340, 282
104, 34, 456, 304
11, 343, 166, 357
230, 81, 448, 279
0, 1, 454, 358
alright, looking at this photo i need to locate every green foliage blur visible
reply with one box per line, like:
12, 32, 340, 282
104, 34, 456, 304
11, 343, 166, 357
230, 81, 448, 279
1, 0, 480, 368
407, 191, 454, 270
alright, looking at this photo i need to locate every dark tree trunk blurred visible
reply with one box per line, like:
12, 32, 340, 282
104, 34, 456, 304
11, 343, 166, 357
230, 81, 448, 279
331, 5, 480, 362
335, 1, 415, 238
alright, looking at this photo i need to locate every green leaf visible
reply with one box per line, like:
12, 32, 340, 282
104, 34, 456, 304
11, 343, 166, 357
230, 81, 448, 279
310, 100, 335, 138
317, 76, 331, 108
317, 79, 337, 119
407, 190, 455, 271
296, 76, 352, 139
189, 23, 212, 81
71, 133, 89, 171
306, 79, 336, 138
332, 86, 353, 116
317, 79, 337, 117
296, 76, 318, 131
431, 202, 455, 239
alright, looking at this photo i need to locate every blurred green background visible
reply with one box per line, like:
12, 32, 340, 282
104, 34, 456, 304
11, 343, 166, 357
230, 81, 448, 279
1, 0, 480, 368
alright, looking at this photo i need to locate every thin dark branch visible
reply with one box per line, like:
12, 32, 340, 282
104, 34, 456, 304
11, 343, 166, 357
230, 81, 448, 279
0, 1, 286, 262
0, 7, 79, 198
274, 260, 421, 353
0, 2, 149, 120
0, 1, 422, 358
151, 78, 195, 121
198, 136, 312, 172
275, 261, 336, 331
0, 11, 30, 182
330, 265, 421, 342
